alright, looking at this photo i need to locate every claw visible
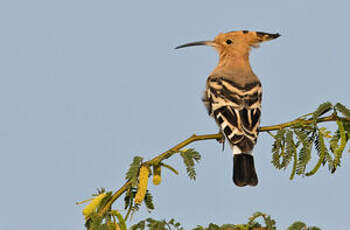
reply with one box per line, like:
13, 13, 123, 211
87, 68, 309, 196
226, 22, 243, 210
216, 132, 225, 151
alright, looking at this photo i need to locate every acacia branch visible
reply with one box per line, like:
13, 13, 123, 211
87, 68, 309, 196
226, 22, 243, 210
259, 113, 341, 131
99, 114, 349, 217
99, 133, 222, 216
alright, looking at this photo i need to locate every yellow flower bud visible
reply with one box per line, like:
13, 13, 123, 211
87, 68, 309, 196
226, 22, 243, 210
134, 165, 149, 204
153, 175, 161, 185
82, 193, 107, 219
152, 164, 162, 185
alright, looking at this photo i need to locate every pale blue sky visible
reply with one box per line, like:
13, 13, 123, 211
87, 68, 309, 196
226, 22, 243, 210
0, 1, 349, 229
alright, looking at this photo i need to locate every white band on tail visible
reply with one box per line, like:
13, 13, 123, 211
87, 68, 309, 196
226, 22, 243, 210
232, 146, 253, 156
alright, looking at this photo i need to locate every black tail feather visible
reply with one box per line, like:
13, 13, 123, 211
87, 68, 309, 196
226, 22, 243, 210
233, 154, 258, 187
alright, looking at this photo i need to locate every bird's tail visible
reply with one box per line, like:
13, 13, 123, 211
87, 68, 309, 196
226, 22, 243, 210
233, 154, 258, 187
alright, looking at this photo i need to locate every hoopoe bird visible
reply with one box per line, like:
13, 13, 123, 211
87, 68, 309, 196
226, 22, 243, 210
176, 30, 280, 186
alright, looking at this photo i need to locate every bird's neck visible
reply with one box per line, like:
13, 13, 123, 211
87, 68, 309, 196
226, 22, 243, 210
215, 52, 253, 73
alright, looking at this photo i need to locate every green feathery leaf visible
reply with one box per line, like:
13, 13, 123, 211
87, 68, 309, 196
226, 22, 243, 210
283, 130, 296, 169
287, 221, 307, 230
305, 131, 326, 176
180, 148, 201, 180
248, 212, 276, 230
192, 226, 205, 230
335, 103, 350, 119
294, 128, 313, 175
333, 120, 348, 171
94, 187, 106, 196
271, 129, 286, 169
146, 218, 167, 230
130, 220, 146, 230
289, 144, 298, 180
124, 188, 136, 221
308, 227, 322, 230
85, 212, 103, 230
343, 121, 350, 133
126, 156, 143, 187
329, 129, 340, 154
312, 102, 333, 122
130, 218, 185, 230
187, 148, 201, 162
206, 223, 221, 230
124, 187, 133, 210
144, 190, 155, 211
95, 192, 113, 214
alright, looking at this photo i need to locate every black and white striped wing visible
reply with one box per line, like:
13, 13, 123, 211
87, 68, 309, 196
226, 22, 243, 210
203, 76, 262, 154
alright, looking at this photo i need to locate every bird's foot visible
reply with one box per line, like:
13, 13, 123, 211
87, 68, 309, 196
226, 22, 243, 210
216, 132, 225, 151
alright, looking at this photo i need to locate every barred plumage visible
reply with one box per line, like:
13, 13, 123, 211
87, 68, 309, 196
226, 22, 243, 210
176, 30, 279, 186
203, 77, 262, 154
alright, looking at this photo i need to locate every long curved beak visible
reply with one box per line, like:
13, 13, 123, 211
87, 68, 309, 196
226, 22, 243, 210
175, 40, 214, 49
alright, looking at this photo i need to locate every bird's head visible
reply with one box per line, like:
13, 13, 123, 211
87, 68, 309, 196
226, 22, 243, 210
176, 30, 280, 59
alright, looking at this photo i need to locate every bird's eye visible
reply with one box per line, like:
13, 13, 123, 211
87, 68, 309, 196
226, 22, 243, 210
226, 39, 232, 45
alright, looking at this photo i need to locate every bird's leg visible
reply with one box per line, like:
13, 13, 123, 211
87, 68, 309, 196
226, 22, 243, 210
216, 131, 225, 151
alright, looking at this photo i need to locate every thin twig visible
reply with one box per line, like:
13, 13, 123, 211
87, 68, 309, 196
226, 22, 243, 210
259, 114, 340, 132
